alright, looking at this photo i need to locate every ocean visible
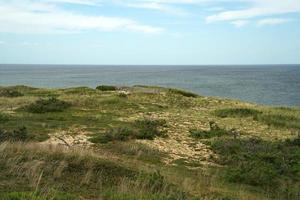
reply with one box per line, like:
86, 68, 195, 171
0, 64, 299, 106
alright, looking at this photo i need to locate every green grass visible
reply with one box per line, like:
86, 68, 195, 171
0, 112, 9, 122
0, 88, 24, 98
0, 191, 76, 200
255, 113, 300, 130
214, 108, 262, 118
215, 107, 300, 130
24, 97, 71, 113
96, 85, 118, 91
0, 142, 196, 200
168, 88, 198, 98
0, 85, 300, 200
190, 128, 229, 139
208, 136, 300, 199
90, 119, 168, 143
0, 127, 30, 142
190, 121, 233, 139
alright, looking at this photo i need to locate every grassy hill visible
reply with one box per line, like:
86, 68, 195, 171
0, 85, 299, 200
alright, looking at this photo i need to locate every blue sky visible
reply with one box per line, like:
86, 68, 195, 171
0, 0, 300, 65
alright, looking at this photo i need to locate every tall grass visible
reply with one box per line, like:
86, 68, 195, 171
0, 142, 196, 200
214, 108, 300, 130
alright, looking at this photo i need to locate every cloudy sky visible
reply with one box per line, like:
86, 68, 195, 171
0, 0, 300, 64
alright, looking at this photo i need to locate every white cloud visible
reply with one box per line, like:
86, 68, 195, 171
257, 18, 291, 26
122, 2, 188, 15
231, 20, 248, 27
0, 1, 163, 34
45, 0, 101, 6
206, 0, 300, 23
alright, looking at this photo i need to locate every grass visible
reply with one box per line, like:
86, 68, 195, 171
0, 88, 24, 97
0, 191, 76, 200
208, 136, 300, 199
0, 112, 9, 122
90, 119, 168, 143
96, 85, 117, 91
190, 128, 229, 139
0, 127, 30, 142
0, 85, 299, 200
24, 97, 71, 113
168, 88, 198, 98
100, 141, 167, 165
214, 108, 262, 118
214, 107, 300, 130
0, 142, 196, 200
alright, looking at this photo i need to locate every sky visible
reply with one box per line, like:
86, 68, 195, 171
0, 0, 300, 65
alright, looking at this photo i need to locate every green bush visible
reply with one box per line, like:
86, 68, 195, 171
0, 112, 9, 122
0, 127, 29, 142
214, 108, 300, 130
210, 137, 300, 192
134, 119, 167, 140
25, 97, 71, 113
190, 121, 231, 139
0, 191, 76, 200
96, 85, 117, 91
214, 108, 262, 118
168, 88, 198, 98
0, 88, 23, 97
90, 119, 167, 143
255, 114, 300, 130
190, 128, 228, 139
90, 127, 134, 144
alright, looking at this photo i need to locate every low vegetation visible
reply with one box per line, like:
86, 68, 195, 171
0, 88, 23, 97
96, 85, 117, 91
0, 127, 29, 142
0, 85, 299, 200
90, 119, 167, 143
168, 88, 198, 98
0, 112, 9, 122
214, 108, 262, 118
0, 142, 195, 200
24, 97, 71, 113
209, 136, 300, 199
215, 107, 300, 130
190, 121, 231, 139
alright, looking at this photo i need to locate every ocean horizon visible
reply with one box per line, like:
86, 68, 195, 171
1, 64, 299, 106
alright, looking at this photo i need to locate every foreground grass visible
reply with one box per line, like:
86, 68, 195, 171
0, 85, 299, 200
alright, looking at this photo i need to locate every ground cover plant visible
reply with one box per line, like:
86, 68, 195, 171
168, 88, 198, 98
24, 97, 71, 113
96, 85, 117, 91
0, 88, 23, 97
214, 107, 300, 130
0, 85, 299, 200
209, 136, 300, 199
189, 121, 231, 139
90, 119, 167, 143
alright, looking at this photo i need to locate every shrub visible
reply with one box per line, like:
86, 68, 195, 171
168, 88, 198, 98
214, 108, 262, 118
210, 137, 300, 191
90, 119, 167, 143
90, 127, 134, 144
255, 114, 300, 130
190, 121, 231, 139
0, 88, 23, 97
190, 128, 228, 139
25, 97, 71, 113
96, 85, 117, 91
0, 113, 9, 122
133, 119, 167, 140
0, 127, 29, 142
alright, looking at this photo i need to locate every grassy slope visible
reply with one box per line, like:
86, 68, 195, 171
0, 85, 299, 200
